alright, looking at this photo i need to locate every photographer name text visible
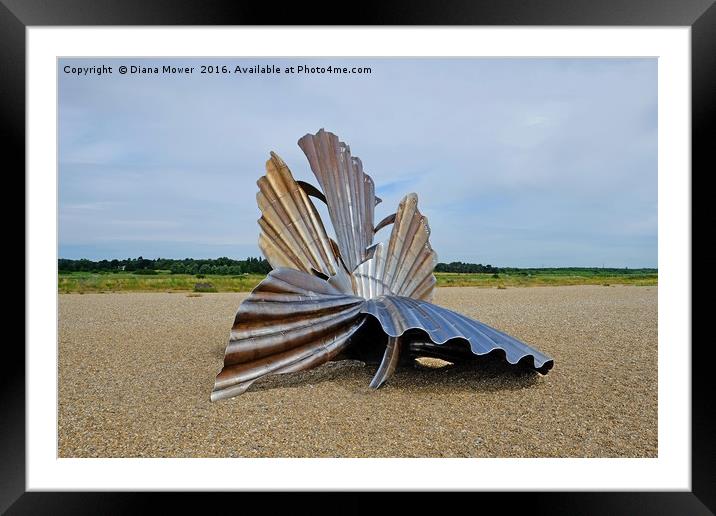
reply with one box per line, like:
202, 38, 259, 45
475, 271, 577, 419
62, 64, 372, 77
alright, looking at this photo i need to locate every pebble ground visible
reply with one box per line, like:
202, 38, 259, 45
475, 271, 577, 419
58, 285, 657, 458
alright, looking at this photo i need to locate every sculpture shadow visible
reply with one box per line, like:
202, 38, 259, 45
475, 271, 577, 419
236, 359, 369, 392
240, 351, 543, 395
388, 351, 543, 393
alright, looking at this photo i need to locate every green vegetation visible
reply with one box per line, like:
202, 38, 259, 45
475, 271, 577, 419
434, 269, 657, 288
58, 271, 266, 294
57, 261, 657, 294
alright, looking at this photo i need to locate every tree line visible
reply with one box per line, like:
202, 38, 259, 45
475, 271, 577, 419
58, 257, 655, 276
58, 257, 502, 275
58, 257, 272, 275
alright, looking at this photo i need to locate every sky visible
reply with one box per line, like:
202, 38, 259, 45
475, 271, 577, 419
58, 58, 657, 267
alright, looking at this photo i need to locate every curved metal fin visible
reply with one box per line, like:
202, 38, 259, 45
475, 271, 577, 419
369, 336, 401, 389
298, 129, 377, 272
211, 268, 366, 401
383, 193, 437, 301
297, 180, 327, 204
352, 193, 437, 301
361, 296, 554, 375
374, 213, 396, 234
256, 151, 352, 293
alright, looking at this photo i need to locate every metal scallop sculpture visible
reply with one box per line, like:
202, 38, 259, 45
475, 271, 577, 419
211, 129, 553, 401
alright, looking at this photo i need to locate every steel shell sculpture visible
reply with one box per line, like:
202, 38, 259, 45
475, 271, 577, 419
211, 129, 553, 401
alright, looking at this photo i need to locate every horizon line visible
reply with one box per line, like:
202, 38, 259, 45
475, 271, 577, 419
57, 256, 658, 269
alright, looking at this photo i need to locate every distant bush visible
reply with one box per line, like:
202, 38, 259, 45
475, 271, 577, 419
435, 261, 500, 273
134, 269, 158, 275
195, 274, 205, 279
194, 282, 217, 293
492, 273, 500, 279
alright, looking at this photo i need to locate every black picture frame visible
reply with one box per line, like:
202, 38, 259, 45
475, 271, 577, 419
6, 1, 713, 513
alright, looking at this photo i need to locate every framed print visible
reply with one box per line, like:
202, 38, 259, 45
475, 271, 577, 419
6, 0, 714, 513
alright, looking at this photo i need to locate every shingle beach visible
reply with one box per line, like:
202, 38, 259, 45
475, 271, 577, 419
58, 285, 657, 458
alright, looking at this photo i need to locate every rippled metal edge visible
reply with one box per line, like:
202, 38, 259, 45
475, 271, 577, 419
353, 193, 437, 301
362, 295, 554, 374
256, 151, 353, 293
298, 129, 377, 272
210, 268, 365, 401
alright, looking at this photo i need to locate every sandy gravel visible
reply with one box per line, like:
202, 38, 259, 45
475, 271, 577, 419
58, 285, 657, 458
